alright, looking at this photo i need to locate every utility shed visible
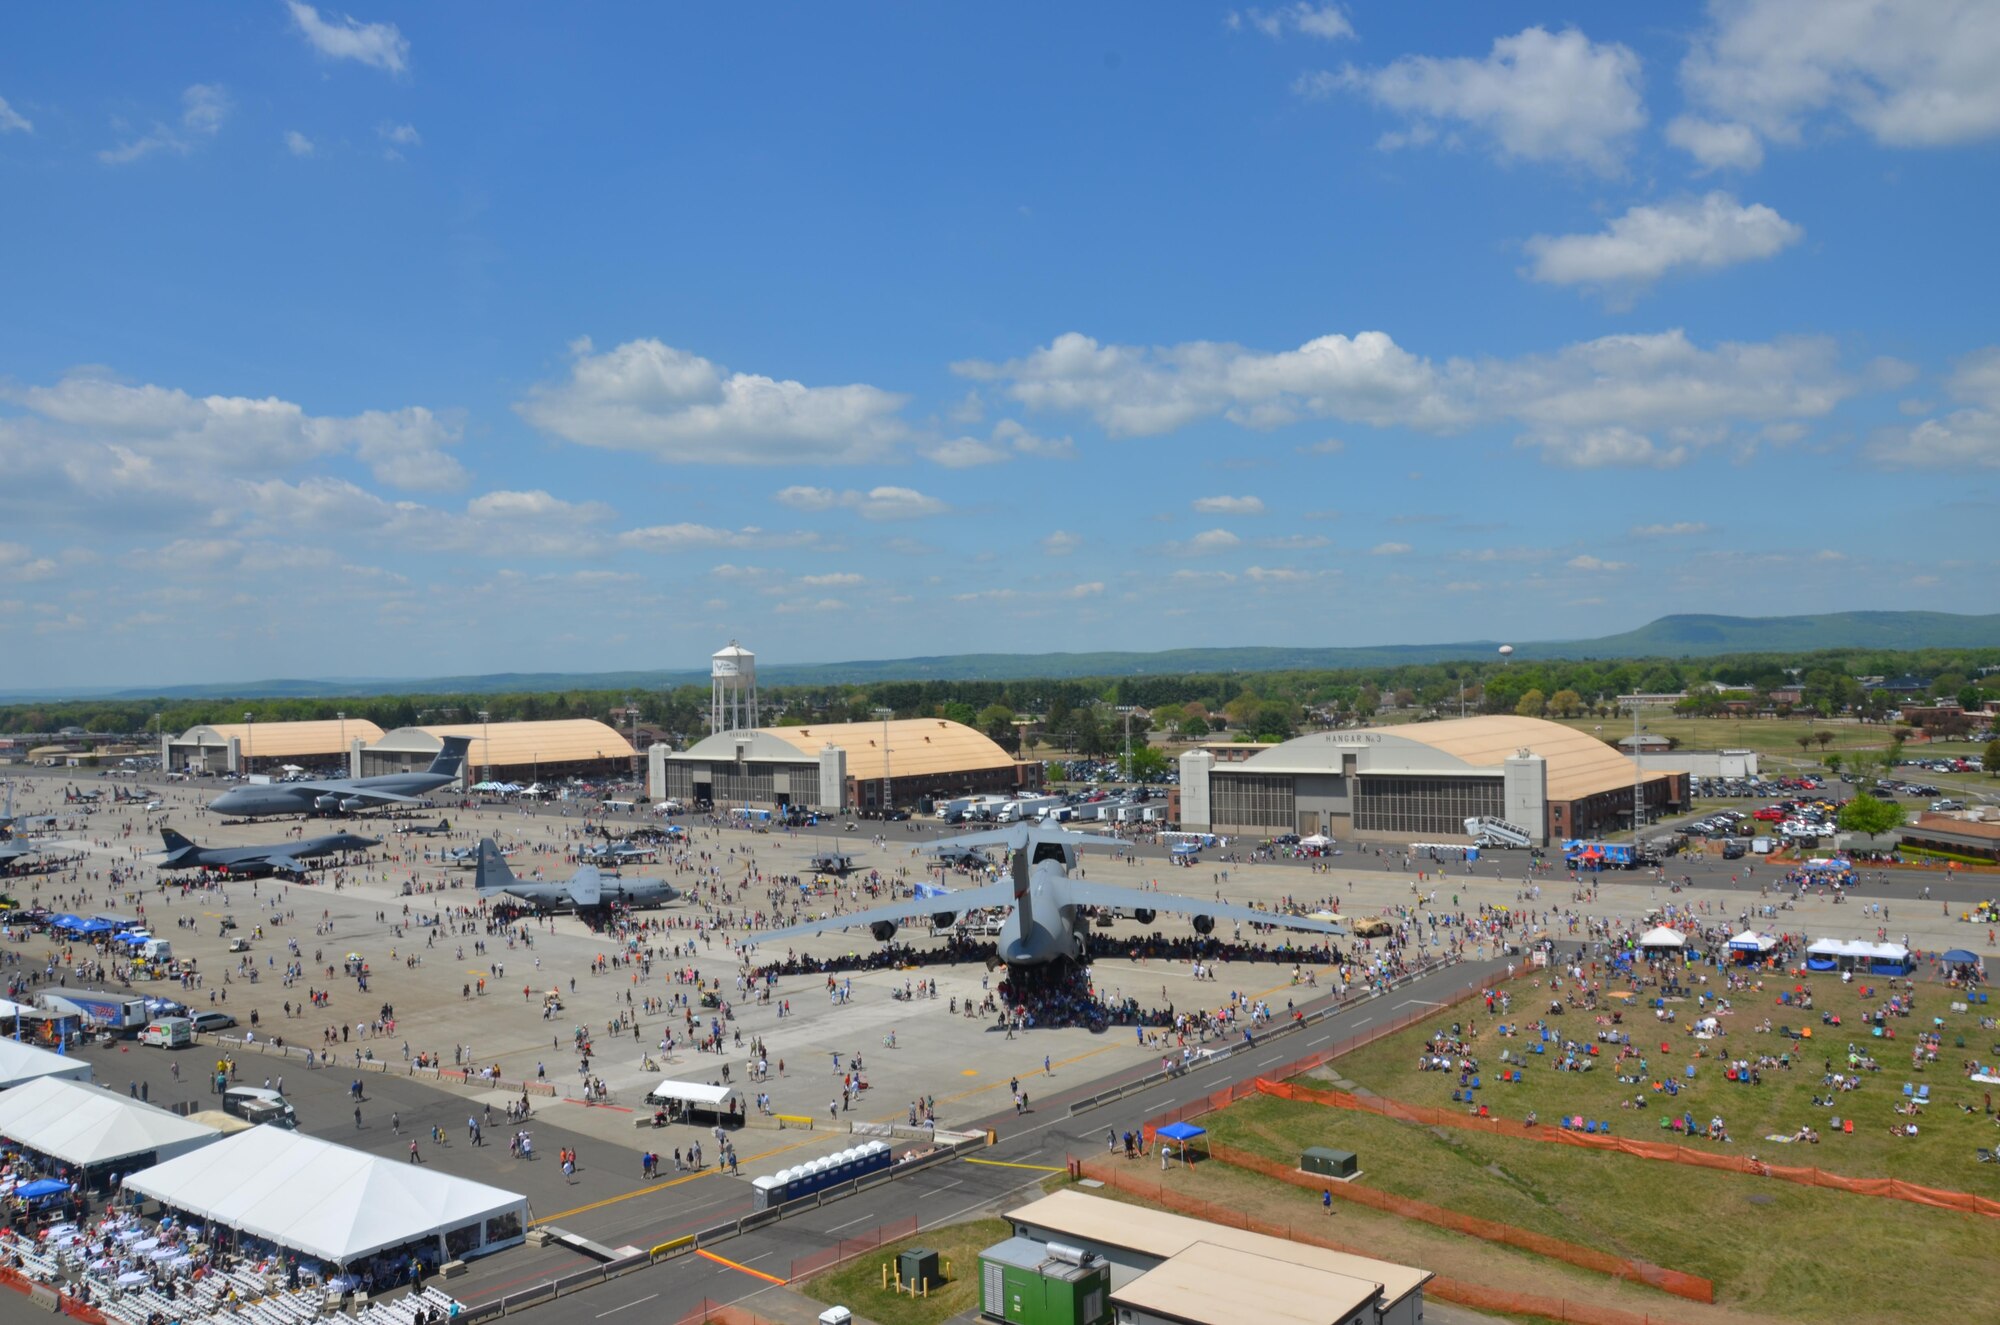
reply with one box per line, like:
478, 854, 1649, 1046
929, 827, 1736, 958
979, 1236, 1111, 1325
1111, 1242, 1379, 1325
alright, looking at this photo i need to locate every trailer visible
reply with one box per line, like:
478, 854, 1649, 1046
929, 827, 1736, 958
1561, 839, 1639, 869
38, 989, 151, 1033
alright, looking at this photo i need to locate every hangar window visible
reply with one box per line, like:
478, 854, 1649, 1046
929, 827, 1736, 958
1354, 775, 1502, 836
1210, 773, 1295, 829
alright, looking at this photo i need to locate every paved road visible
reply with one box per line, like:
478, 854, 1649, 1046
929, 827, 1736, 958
514, 954, 1505, 1321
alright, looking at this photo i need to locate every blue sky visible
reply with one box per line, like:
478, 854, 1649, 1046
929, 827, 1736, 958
2, 2, 1996, 689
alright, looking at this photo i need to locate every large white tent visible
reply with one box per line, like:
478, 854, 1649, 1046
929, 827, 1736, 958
1727, 930, 1776, 953
0, 1077, 216, 1170
0, 1038, 92, 1090
1638, 926, 1686, 950
122, 1127, 528, 1266
646, 1079, 731, 1108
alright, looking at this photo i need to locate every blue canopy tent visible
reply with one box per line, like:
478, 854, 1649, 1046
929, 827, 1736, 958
1942, 949, 1981, 966
70, 918, 114, 935
15, 1179, 69, 1209
1155, 1120, 1208, 1162
50, 915, 83, 932
110, 932, 146, 947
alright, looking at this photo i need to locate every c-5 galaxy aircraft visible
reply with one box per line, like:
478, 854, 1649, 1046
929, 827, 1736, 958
752, 824, 1344, 969
473, 838, 679, 912
209, 738, 470, 819
156, 827, 380, 876
0, 783, 56, 836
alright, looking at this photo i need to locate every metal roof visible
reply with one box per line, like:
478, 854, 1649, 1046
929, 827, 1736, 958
369, 720, 634, 765
1112, 1241, 1379, 1324
677, 718, 1014, 781
174, 720, 385, 758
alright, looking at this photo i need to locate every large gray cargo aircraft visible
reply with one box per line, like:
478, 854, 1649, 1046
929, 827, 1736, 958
208, 738, 470, 818
473, 838, 679, 912
750, 824, 1344, 969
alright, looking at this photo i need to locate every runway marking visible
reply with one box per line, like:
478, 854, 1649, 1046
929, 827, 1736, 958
1396, 998, 1443, 1009
594, 1293, 657, 1317
964, 1157, 1064, 1172
561, 1098, 633, 1113
828, 1213, 874, 1232
960, 1068, 978, 1076
531, 1137, 809, 1223
916, 1178, 963, 1199
695, 1249, 785, 1284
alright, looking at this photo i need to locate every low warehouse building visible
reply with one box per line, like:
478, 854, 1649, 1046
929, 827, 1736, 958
652, 718, 1033, 814
1179, 715, 1685, 847
360, 720, 635, 786
164, 719, 384, 776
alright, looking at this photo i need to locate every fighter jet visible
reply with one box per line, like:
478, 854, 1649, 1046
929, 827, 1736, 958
751, 824, 1344, 969
398, 818, 454, 837
808, 851, 856, 875
473, 838, 678, 912
156, 826, 380, 875
0, 840, 43, 870
208, 738, 470, 819
578, 841, 659, 865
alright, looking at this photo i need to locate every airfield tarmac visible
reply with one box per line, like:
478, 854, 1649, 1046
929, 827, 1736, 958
3, 770, 1994, 1290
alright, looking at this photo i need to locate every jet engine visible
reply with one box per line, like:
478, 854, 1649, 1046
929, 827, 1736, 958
870, 920, 899, 941
314, 794, 345, 811
1192, 914, 1216, 935
1132, 908, 1156, 926
931, 912, 956, 930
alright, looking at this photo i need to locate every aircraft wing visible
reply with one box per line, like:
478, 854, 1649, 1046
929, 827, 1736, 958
255, 853, 306, 874
331, 789, 425, 807
751, 882, 1017, 947
1060, 881, 1346, 937
0, 842, 40, 863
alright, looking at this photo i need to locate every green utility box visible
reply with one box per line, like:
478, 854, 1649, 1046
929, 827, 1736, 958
898, 1247, 942, 1291
979, 1237, 1111, 1325
1302, 1146, 1358, 1179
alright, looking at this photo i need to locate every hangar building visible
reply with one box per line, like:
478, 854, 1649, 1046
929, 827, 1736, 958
652, 718, 1033, 814
1178, 715, 1686, 847
164, 719, 385, 776
361, 720, 635, 785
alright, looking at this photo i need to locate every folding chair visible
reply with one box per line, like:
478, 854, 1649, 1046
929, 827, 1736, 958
1842, 1119, 1853, 1134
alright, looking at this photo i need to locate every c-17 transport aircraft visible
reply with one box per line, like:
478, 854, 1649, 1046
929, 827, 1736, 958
209, 738, 471, 819
751, 824, 1345, 968
473, 838, 679, 912
156, 827, 380, 876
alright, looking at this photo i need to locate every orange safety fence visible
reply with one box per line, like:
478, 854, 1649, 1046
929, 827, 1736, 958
1259, 1077, 2000, 1219
672, 1301, 784, 1325
0, 1264, 109, 1325
784, 1213, 919, 1283
1204, 1140, 1714, 1303
1080, 1157, 1703, 1325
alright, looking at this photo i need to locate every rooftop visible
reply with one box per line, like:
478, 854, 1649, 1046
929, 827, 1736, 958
677, 718, 1015, 782
1112, 1241, 1379, 1325
173, 719, 385, 758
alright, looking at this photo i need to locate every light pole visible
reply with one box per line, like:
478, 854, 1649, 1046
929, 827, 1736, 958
872, 707, 894, 815
478, 710, 491, 786
625, 695, 639, 785
244, 711, 254, 775
337, 711, 347, 777
1116, 705, 1136, 782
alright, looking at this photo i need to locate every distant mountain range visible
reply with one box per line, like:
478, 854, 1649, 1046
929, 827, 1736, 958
6, 611, 1996, 702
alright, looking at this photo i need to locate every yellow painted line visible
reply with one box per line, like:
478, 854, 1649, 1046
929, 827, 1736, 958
964, 1158, 1064, 1172
696, 1248, 786, 1284
960, 1069, 978, 1077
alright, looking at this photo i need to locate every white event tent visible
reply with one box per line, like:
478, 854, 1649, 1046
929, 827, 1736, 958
1638, 926, 1686, 950
121, 1127, 528, 1267
0, 1038, 93, 1090
0, 1077, 217, 1171
1727, 930, 1776, 953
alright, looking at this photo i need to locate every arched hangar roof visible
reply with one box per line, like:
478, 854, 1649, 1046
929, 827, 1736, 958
174, 720, 384, 758
369, 720, 634, 766
677, 719, 1012, 783
1235, 715, 1672, 802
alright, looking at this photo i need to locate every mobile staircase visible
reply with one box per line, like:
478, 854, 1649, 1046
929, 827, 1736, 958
1464, 816, 1533, 848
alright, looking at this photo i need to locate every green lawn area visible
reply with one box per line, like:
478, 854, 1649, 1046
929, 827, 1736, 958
798, 1217, 1007, 1325
1325, 975, 2000, 1192
1200, 1094, 1999, 1323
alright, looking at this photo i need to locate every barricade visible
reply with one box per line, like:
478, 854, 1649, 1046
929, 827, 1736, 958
1080, 1158, 1697, 1325
785, 1214, 919, 1283
0, 1265, 109, 1325
672, 1301, 784, 1325
1259, 1078, 2000, 1220
1204, 1141, 1713, 1303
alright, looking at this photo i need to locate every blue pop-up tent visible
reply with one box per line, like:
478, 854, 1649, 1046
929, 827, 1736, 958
1942, 949, 1980, 965
1155, 1120, 1208, 1161
70, 918, 114, 935
15, 1179, 69, 1203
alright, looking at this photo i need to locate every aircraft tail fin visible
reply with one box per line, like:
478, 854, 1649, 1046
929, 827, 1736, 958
474, 838, 516, 895
567, 867, 602, 907
1010, 845, 1033, 934
428, 736, 473, 778
160, 827, 195, 852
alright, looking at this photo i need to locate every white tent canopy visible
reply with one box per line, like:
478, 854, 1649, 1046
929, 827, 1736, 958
1299, 834, 1333, 847
0, 1077, 215, 1169
1807, 938, 1910, 961
1728, 930, 1776, 952
122, 1127, 527, 1266
1638, 926, 1685, 949
0, 1038, 92, 1089
647, 1078, 732, 1108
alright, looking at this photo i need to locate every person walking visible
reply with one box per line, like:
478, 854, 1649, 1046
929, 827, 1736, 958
354, 1105, 362, 1129
409, 1139, 421, 1163
1323, 1188, 1333, 1215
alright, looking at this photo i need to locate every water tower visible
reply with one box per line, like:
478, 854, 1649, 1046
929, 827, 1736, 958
710, 641, 760, 734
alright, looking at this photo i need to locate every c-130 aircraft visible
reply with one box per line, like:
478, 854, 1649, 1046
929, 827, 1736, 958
750, 824, 1344, 968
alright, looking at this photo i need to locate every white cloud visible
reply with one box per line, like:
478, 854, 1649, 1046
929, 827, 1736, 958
1041, 530, 1082, 557
1177, 529, 1242, 555
617, 523, 813, 551
286, 1, 410, 75
1060, 582, 1105, 598
1524, 193, 1802, 293
774, 484, 948, 520
378, 122, 420, 152
1863, 345, 2000, 469
1680, 0, 2000, 162
1236, 4, 1355, 41
0, 95, 32, 134
1300, 438, 1345, 454
773, 597, 847, 614
284, 130, 315, 157
100, 84, 230, 165
799, 572, 864, 588
1528, 426, 1687, 469
1369, 541, 1412, 555
518, 337, 910, 465
0, 543, 57, 581
1947, 346, 2000, 409
991, 418, 1075, 459
921, 436, 1010, 468
1259, 533, 1330, 549
1316, 26, 1645, 173
1664, 115, 1764, 171
1566, 554, 1630, 571
709, 564, 767, 580
1244, 565, 1317, 583
1631, 521, 1710, 536
1191, 495, 1266, 516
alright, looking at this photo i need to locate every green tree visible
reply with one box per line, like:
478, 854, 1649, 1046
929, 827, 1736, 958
1180, 713, 1210, 739
1985, 738, 2000, 778
1548, 689, 1583, 718
1515, 688, 1547, 718
1823, 753, 1843, 775
1129, 744, 1170, 781
1836, 793, 1906, 836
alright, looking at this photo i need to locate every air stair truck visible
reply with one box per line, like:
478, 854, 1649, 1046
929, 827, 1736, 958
38, 989, 151, 1036
1464, 816, 1534, 849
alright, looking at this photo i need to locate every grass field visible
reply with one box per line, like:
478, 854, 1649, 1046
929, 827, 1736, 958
798, 1217, 1006, 1325
1326, 974, 2000, 1191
